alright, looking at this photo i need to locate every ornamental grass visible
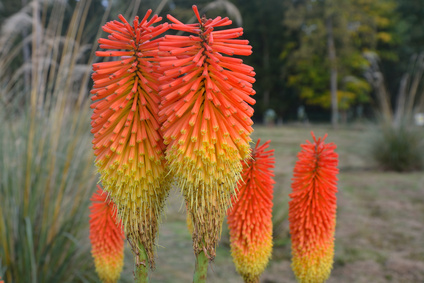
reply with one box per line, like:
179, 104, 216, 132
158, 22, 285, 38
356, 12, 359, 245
0, 1, 101, 281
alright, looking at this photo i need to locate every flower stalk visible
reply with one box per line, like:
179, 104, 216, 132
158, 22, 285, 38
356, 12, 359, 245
133, 242, 149, 283
193, 250, 209, 283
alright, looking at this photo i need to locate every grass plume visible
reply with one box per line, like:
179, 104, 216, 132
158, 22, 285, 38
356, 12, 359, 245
0, 1, 110, 281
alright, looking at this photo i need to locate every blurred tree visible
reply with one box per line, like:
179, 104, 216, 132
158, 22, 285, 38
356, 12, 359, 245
0, 0, 22, 25
2, 0, 420, 122
379, 0, 424, 101
283, 0, 396, 126
230, 0, 289, 122
396, 0, 424, 56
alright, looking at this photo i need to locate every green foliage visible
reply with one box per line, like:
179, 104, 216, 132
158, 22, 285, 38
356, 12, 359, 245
231, 0, 289, 117
0, 107, 98, 283
0, 1, 108, 281
283, 0, 397, 111
394, 0, 424, 57
371, 125, 424, 172
381, 0, 424, 94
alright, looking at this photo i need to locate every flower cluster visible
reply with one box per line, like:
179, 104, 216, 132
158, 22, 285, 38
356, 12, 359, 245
227, 140, 275, 283
289, 132, 339, 282
89, 186, 125, 283
91, 5, 256, 274
90, 11, 171, 266
158, 5, 255, 258
89, 8, 344, 283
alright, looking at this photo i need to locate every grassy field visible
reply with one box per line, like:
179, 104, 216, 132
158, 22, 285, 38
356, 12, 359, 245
118, 124, 424, 282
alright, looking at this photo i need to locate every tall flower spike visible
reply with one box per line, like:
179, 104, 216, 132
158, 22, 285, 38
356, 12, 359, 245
90, 186, 125, 283
289, 132, 339, 282
90, 12, 171, 267
227, 140, 275, 283
158, 5, 255, 258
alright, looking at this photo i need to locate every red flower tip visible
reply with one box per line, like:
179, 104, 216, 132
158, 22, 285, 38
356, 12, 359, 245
289, 132, 339, 282
192, 5, 202, 23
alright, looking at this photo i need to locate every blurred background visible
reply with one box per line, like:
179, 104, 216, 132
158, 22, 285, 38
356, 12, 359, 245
0, 0, 423, 282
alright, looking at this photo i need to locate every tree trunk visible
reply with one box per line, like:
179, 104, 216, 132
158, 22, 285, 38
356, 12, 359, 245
263, 34, 270, 108
326, 15, 338, 128
393, 73, 409, 128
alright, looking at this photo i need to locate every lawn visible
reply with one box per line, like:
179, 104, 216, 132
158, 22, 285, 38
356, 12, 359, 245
119, 124, 424, 282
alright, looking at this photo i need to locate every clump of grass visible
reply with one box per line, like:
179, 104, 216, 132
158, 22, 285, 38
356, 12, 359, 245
0, 107, 98, 282
0, 1, 109, 281
371, 125, 424, 172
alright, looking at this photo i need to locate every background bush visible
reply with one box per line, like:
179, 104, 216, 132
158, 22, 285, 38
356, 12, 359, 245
371, 125, 424, 172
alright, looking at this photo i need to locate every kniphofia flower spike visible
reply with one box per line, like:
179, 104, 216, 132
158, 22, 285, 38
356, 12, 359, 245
227, 140, 275, 283
89, 186, 125, 283
289, 132, 338, 282
90, 11, 170, 267
158, 5, 255, 258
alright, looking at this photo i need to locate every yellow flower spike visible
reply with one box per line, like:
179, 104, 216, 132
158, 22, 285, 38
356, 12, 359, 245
90, 11, 171, 268
158, 6, 255, 259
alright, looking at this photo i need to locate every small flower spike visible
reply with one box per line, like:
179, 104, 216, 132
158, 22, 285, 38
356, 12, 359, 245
90, 186, 125, 283
289, 132, 339, 283
228, 140, 275, 283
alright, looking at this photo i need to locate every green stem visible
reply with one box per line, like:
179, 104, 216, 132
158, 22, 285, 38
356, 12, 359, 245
193, 250, 209, 283
134, 243, 149, 283
244, 276, 260, 283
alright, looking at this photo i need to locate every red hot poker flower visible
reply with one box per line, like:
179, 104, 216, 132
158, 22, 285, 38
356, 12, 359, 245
90, 186, 125, 283
90, 12, 170, 266
227, 140, 275, 283
289, 132, 339, 282
158, 5, 255, 258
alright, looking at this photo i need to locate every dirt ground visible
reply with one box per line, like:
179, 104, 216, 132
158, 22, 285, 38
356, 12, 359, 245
121, 124, 424, 282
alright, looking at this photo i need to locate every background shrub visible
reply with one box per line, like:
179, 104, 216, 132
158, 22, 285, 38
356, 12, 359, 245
371, 125, 424, 172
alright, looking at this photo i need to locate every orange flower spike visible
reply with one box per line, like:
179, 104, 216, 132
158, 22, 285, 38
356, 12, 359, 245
289, 132, 339, 283
90, 12, 171, 267
90, 186, 125, 283
227, 140, 275, 283
158, 6, 255, 258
